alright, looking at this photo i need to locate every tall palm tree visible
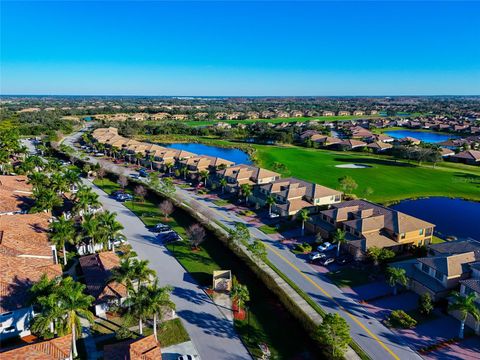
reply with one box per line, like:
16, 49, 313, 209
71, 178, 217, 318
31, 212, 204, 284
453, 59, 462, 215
31, 293, 66, 337
124, 286, 150, 335
97, 210, 125, 251
199, 170, 209, 187
81, 213, 100, 253
265, 195, 276, 216
449, 292, 480, 339
74, 185, 101, 216
385, 267, 408, 295
110, 258, 136, 294
49, 215, 77, 265
165, 162, 174, 174
32, 188, 63, 213
332, 228, 347, 257
58, 277, 94, 357
135, 152, 143, 166
240, 184, 252, 204
63, 169, 81, 192
145, 280, 175, 339
50, 172, 69, 195
28, 172, 48, 189
148, 155, 155, 171
219, 178, 227, 194
131, 259, 156, 291
297, 209, 310, 237
180, 166, 189, 180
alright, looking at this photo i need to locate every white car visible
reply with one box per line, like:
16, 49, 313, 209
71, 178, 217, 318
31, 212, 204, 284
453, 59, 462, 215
308, 252, 326, 262
317, 242, 335, 252
269, 213, 280, 218
178, 355, 198, 360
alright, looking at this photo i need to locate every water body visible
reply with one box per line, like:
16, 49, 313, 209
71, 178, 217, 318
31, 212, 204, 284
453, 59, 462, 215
391, 197, 480, 240
384, 130, 458, 144
165, 142, 252, 165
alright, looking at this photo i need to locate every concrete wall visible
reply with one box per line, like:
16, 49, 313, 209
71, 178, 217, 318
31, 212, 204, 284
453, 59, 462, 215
0, 307, 34, 341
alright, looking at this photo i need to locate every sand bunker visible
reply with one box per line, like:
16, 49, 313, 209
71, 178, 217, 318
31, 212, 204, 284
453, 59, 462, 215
335, 163, 372, 169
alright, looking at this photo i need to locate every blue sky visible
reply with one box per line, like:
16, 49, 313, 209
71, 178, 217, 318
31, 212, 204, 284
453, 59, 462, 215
1, 1, 479, 95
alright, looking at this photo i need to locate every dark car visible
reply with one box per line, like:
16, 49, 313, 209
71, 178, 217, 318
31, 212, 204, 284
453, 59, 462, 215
150, 223, 171, 233
138, 169, 149, 177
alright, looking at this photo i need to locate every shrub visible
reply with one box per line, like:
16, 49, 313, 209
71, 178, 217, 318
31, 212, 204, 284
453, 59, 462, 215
418, 293, 434, 316
388, 310, 417, 329
295, 242, 313, 253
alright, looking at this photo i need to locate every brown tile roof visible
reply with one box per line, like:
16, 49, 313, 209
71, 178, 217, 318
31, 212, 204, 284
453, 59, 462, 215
0, 175, 34, 214
451, 150, 480, 162
103, 335, 162, 360
1, 335, 72, 359
79, 252, 127, 303
0, 175, 32, 192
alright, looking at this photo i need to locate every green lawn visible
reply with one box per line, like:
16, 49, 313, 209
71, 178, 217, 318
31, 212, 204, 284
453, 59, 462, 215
432, 236, 446, 244
327, 268, 372, 288
258, 224, 278, 234
253, 144, 480, 203
212, 199, 230, 207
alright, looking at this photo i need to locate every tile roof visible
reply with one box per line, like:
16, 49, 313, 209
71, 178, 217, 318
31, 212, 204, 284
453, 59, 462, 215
103, 335, 162, 360
79, 252, 127, 303
429, 239, 480, 257
460, 279, 480, 294
1, 335, 72, 360
0, 175, 33, 214
418, 252, 476, 277
451, 150, 480, 161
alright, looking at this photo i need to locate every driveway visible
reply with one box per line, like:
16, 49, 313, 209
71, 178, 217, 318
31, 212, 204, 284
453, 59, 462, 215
422, 336, 480, 360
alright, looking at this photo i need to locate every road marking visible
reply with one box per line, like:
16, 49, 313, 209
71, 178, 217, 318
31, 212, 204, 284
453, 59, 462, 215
175, 187, 400, 359
266, 244, 401, 360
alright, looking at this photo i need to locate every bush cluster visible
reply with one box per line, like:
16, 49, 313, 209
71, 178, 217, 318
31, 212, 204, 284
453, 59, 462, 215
388, 310, 417, 329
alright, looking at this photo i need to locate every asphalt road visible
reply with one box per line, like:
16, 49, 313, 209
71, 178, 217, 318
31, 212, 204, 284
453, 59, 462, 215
63, 129, 421, 360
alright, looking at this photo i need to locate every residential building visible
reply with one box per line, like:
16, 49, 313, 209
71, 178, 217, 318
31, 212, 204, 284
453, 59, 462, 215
396, 239, 480, 302
103, 335, 162, 360
215, 165, 280, 194
251, 178, 342, 217
338, 111, 351, 116
0, 213, 62, 341
79, 252, 127, 317
367, 141, 393, 153
322, 111, 335, 116
353, 110, 365, 116
1, 335, 73, 359
449, 150, 480, 165
306, 200, 435, 258
178, 155, 234, 174
0, 175, 33, 215
338, 139, 367, 150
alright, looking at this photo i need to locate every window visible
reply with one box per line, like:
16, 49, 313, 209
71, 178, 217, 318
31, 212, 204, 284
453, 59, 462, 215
426, 228, 433, 236
421, 263, 429, 273
400, 233, 406, 239
434, 271, 443, 281
4, 326, 15, 332
419, 229, 424, 236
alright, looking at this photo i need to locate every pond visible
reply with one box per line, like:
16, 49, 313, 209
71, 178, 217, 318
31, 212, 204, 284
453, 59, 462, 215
391, 197, 480, 240
164, 142, 252, 165
384, 130, 458, 144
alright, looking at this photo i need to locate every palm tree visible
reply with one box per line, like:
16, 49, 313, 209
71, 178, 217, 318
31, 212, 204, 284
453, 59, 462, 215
49, 215, 77, 265
231, 283, 250, 312
165, 162, 174, 175
180, 166, 189, 180
28, 172, 48, 189
81, 213, 100, 253
31, 293, 66, 337
199, 170, 209, 187
32, 188, 63, 213
110, 258, 136, 294
97, 210, 125, 251
449, 292, 480, 339
145, 280, 175, 339
124, 286, 150, 335
240, 184, 252, 204
50, 172, 69, 195
265, 195, 276, 216
385, 267, 408, 296
58, 277, 94, 357
297, 209, 310, 237
63, 169, 80, 192
219, 178, 227, 194
332, 228, 347, 257
148, 155, 155, 171
131, 259, 156, 291
135, 152, 143, 166
74, 185, 101, 216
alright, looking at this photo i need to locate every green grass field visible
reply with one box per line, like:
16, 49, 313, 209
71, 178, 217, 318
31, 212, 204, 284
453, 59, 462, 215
253, 145, 480, 204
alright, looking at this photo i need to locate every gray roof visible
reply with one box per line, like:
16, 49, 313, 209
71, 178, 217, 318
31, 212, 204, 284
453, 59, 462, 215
429, 239, 480, 257
460, 279, 480, 294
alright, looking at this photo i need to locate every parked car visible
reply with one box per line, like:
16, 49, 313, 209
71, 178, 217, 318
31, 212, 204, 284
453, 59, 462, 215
94, 152, 105, 157
138, 169, 149, 177
116, 193, 133, 202
321, 257, 335, 266
151, 223, 171, 233
129, 173, 140, 179
177, 355, 198, 360
317, 242, 335, 252
269, 213, 280, 218
308, 252, 326, 262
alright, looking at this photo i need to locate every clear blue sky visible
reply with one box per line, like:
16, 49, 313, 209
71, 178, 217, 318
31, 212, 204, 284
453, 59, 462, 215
1, 1, 479, 96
